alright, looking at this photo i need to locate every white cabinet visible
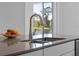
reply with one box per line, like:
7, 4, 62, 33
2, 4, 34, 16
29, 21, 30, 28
19, 49, 43, 56
61, 50, 74, 56
44, 41, 74, 56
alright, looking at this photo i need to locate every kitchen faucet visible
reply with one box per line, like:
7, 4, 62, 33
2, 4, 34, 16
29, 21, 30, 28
29, 14, 44, 40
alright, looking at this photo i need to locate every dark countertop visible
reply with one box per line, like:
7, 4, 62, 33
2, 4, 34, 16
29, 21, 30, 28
0, 35, 79, 56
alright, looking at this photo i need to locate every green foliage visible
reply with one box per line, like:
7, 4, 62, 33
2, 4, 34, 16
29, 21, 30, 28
33, 20, 53, 32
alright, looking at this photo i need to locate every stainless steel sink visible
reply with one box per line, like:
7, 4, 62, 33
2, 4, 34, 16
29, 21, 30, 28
44, 37, 66, 41
31, 40, 49, 44
31, 38, 66, 44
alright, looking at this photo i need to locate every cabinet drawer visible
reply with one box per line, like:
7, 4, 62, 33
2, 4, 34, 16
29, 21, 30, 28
44, 41, 74, 56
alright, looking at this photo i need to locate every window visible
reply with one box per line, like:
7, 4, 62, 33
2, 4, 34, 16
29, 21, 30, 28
32, 2, 53, 39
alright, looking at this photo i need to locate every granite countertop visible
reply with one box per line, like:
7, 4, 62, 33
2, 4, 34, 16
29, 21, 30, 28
0, 35, 78, 56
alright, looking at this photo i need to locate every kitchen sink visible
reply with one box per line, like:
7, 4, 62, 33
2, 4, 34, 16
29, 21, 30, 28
31, 40, 48, 44
31, 38, 66, 44
44, 37, 66, 41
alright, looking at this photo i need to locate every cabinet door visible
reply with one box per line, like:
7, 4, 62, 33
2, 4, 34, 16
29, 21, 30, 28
62, 50, 74, 56
44, 41, 74, 56
19, 49, 43, 56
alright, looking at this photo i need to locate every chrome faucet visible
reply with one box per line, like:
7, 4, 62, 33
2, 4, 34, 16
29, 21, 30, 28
29, 14, 44, 40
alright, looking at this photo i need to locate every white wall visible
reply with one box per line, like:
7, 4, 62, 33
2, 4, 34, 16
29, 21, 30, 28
25, 2, 33, 36
0, 2, 25, 35
56, 2, 79, 36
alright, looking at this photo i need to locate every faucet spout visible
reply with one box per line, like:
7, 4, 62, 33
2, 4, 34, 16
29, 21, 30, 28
29, 14, 43, 40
